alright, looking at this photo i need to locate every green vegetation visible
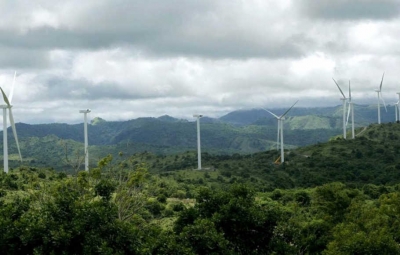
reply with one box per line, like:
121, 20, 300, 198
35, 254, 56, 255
1, 161, 400, 254
1, 122, 400, 253
1, 104, 394, 171
3, 116, 341, 171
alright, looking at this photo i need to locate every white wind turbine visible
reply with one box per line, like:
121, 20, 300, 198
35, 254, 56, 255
79, 109, 91, 171
0, 72, 22, 173
193, 114, 203, 170
346, 80, 355, 139
333, 78, 347, 139
375, 73, 387, 124
264, 100, 298, 164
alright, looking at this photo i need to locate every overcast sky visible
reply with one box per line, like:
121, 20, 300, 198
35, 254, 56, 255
1, 0, 400, 124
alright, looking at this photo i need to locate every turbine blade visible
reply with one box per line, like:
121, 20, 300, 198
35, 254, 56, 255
8, 108, 22, 161
332, 78, 346, 98
0, 87, 11, 106
9, 71, 16, 104
348, 80, 351, 101
281, 100, 299, 118
346, 103, 351, 126
379, 72, 385, 91
262, 108, 279, 119
380, 93, 387, 112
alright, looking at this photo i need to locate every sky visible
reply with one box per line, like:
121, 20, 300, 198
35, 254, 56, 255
1, 0, 400, 124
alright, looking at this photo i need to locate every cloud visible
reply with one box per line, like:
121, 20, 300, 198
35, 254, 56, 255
297, 0, 400, 20
0, 0, 307, 59
0, 0, 398, 126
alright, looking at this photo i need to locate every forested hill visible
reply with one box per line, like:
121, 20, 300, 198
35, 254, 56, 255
2, 123, 399, 254
129, 122, 400, 190
2, 121, 400, 254
12, 104, 397, 147
13, 104, 397, 147
0, 104, 396, 171
220, 104, 396, 126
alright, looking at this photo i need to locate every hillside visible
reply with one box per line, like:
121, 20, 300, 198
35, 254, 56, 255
0, 104, 396, 171
2, 121, 400, 254
221, 104, 397, 127
120, 122, 400, 191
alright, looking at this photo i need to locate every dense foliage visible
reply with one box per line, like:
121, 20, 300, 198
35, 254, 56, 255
1, 122, 400, 253
1, 148, 400, 254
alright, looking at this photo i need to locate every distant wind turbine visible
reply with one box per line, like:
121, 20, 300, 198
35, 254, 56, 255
0, 72, 22, 173
375, 73, 387, 124
193, 114, 203, 170
263, 100, 298, 164
346, 80, 355, 139
333, 78, 347, 139
79, 109, 91, 171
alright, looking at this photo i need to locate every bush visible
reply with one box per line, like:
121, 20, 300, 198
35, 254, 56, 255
38, 172, 46, 179
95, 179, 116, 201
172, 190, 186, 199
157, 194, 167, 203
146, 199, 165, 217
294, 190, 311, 206
163, 208, 174, 217
172, 202, 185, 212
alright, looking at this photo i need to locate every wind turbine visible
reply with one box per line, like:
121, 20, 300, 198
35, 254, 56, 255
0, 72, 22, 173
264, 100, 298, 164
193, 114, 203, 170
333, 78, 347, 139
79, 109, 91, 171
375, 73, 387, 124
346, 80, 355, 139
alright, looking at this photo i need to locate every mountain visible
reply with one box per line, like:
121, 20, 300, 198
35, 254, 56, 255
0, 104, 396, 171
219, 104, 396, 127
128, 122, 400, 191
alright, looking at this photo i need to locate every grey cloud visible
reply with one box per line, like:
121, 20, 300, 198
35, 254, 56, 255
29, 76, 193, 102
298, 0, 400, 20
0, 46, 49, 68
0, 0, 308, 59
0, 28, 306, 60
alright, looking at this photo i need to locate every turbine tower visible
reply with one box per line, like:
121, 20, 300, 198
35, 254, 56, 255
346, 80, 355, 139
79, 109, 91, 171
375, 73, 387, 124
264, 100, 298, 164
333, 78, 347, 139
193, 114, 203, 170
0, 72, 22, 173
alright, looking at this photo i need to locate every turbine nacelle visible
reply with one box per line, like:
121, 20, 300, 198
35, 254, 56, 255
79, 109, 91, 113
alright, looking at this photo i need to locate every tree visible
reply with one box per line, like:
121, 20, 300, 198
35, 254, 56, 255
174, 184, 280, 254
